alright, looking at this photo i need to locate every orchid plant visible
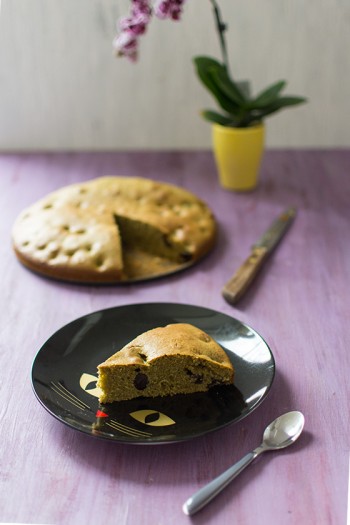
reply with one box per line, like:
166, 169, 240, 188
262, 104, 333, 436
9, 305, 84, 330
113, 0, 306, 128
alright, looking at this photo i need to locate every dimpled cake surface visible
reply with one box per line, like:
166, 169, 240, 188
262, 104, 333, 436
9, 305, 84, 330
11, 176, 216, 283
97, 323, 234, 403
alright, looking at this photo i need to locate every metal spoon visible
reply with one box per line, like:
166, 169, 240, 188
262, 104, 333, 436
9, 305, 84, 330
182, 410, 305, 516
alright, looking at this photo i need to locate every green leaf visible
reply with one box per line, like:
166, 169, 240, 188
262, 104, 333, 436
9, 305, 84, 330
194, 56, 307, 126
193, 56, 240, 115
194, 56, 223, 71
256, 96, 307, 118
250, 80, 287, 108
210, 67, 247, 106
201, 110, 237, 126
275, 96, 307, 107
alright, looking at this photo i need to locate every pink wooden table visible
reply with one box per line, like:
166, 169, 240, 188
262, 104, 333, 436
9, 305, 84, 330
0, 150, 349, 525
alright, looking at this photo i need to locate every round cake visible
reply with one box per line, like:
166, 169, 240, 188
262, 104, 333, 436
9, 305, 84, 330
12, 176, 216, 283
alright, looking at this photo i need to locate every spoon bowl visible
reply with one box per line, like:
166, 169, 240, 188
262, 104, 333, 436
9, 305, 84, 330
183, 410, 305, 516
262, 411, 305, 450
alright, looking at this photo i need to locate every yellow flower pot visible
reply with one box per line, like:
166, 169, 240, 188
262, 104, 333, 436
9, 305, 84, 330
212, 123, 265, 191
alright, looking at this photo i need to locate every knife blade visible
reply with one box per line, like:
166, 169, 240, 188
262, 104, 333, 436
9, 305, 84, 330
222, 207, 296, 305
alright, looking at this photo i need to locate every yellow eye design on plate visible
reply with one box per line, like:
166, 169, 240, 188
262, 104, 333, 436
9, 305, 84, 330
130, 409, 176, 427
79, 373, 102, 398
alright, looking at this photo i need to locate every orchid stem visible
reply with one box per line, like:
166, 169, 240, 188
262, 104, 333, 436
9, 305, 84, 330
209, 0, 230, 74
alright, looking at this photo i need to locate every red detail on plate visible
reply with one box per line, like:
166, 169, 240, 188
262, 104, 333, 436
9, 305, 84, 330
96, 410, 108, 418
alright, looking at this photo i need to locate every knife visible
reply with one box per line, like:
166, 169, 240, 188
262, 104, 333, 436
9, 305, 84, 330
222, 207, 296, 305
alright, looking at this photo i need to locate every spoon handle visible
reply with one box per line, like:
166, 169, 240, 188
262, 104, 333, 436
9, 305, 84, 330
183, 449, 261, 516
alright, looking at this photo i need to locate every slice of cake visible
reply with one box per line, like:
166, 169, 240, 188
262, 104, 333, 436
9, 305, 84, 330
97, 323, 234, 403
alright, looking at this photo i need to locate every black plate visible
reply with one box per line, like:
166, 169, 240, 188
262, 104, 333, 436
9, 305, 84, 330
32, 303, 275, 444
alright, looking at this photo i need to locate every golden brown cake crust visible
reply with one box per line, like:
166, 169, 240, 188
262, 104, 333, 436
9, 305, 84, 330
99, 323, 233, 368
12, 177, 216, 283
97, 323, 234, 402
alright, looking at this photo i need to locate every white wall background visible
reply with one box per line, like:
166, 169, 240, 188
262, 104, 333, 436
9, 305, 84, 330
0, 0, 349, 151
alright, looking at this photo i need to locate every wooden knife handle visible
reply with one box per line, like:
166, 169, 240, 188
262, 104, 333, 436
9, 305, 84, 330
222, 246, 269, 305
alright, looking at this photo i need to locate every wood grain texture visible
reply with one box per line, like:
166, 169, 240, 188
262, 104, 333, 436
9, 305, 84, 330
222, 246, 269, 305
0, 150, 349, 525
0, 1, 350, 150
